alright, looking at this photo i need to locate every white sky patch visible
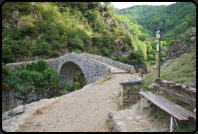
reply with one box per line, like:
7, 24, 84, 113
110, 2, 176, 9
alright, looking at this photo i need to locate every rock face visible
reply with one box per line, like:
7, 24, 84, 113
2, 2, 42, 31
2, 105, 25, 121
163, 27, 196, 64
2, 85, 60, 113
134, 63, 147, 74
119, 21, 130, 36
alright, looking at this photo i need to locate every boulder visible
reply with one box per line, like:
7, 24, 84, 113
119, 21, 130, 35
134, 63, 147, 74
2, 105, 25, 121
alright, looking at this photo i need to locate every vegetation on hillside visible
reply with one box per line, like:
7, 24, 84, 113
114, 2, 196, 43
142, 49, 196, 132
2, 2, 140, 64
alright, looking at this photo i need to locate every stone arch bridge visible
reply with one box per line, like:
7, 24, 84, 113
6, 52, 136, 85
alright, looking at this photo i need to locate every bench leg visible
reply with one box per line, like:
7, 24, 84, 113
170, 116, 174, 132
174, 117, 178, 129
142, 96, 152, 109
170, 116, 177, 132
142, 96, 144, 109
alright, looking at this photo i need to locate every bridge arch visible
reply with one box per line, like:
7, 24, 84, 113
58, 60, 87, 86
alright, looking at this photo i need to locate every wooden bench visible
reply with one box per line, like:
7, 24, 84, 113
139, 78, 196, 132
138, 68, 144, 78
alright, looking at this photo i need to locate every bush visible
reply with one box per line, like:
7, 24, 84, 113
74, 49, 82, 54
100, 46, 111, 56
122, 46, 127, 52
51, 41, 61, 50
71, 81, 81, 91
50, 51, 59, 57
32, 41, 51, 56
85, 10, 100, 22
69, 36, 84, 50
17, 15, 35, 31
169, 40, 175, 46
89, 48, 101, 55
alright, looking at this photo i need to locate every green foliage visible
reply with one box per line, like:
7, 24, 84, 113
74, 49, 82, 54
169, 40, 175, 46
51, 41, 61, 50
122, 46, 127, 52
71, 81, 81, 91
2, 2, 34, 18
64, 81, 70, 90
85, 10, 100, 22
115, 2, 196, 43
81, 82, 87, 87
69, 35, 84, 50
32, 41, 51, 56
2, 60, 62, 95
17, 15, 35, 31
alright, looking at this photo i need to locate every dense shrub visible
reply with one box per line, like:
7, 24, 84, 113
51, 41, 61, 50
85, 10, 100, 22
122, 46, 127, 52
32, 41, 51, 56
74, 49, 82, 54
2, 2, 33, 18
71, 81, 81, 91
169, 40, 175, 46
2, 60, 62, 95
50, 51, 59, 57
69, 36, 84, 50
17, 15, 35, 31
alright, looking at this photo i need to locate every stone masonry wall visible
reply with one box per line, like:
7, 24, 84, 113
80, 53, 136, 73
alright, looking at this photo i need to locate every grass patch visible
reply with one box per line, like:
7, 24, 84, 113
42, 103, 52, 109
91, 76, 111, 86
33, 108, 43, 115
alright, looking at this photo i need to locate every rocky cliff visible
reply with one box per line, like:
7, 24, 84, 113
163, 27, 196, 64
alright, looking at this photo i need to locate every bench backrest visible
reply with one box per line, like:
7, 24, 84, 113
154, 78, 196, 107
139, 68, 144, 78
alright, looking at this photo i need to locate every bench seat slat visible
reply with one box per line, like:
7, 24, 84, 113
139, 92, 189, 121
153, 85, 196, 107
147, 92, 196, 120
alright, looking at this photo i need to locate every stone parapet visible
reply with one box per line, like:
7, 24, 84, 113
80, 53, 136, 73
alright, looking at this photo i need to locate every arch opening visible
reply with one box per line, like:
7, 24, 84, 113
59, 61, 86, 90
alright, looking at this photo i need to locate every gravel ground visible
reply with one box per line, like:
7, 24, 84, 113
3, 74, 135, 132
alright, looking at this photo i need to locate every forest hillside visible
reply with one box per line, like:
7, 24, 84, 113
114, 2, 196, 43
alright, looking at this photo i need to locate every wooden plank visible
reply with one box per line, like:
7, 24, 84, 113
139, 92, 189, 121
148, 92, 196, 120
139, 68, 144, 73
155, 78, 196, 98
146, 92, 190, 119
153, 85, 196, 107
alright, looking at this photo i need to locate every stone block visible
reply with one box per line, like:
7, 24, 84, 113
129, 94, 140, 104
